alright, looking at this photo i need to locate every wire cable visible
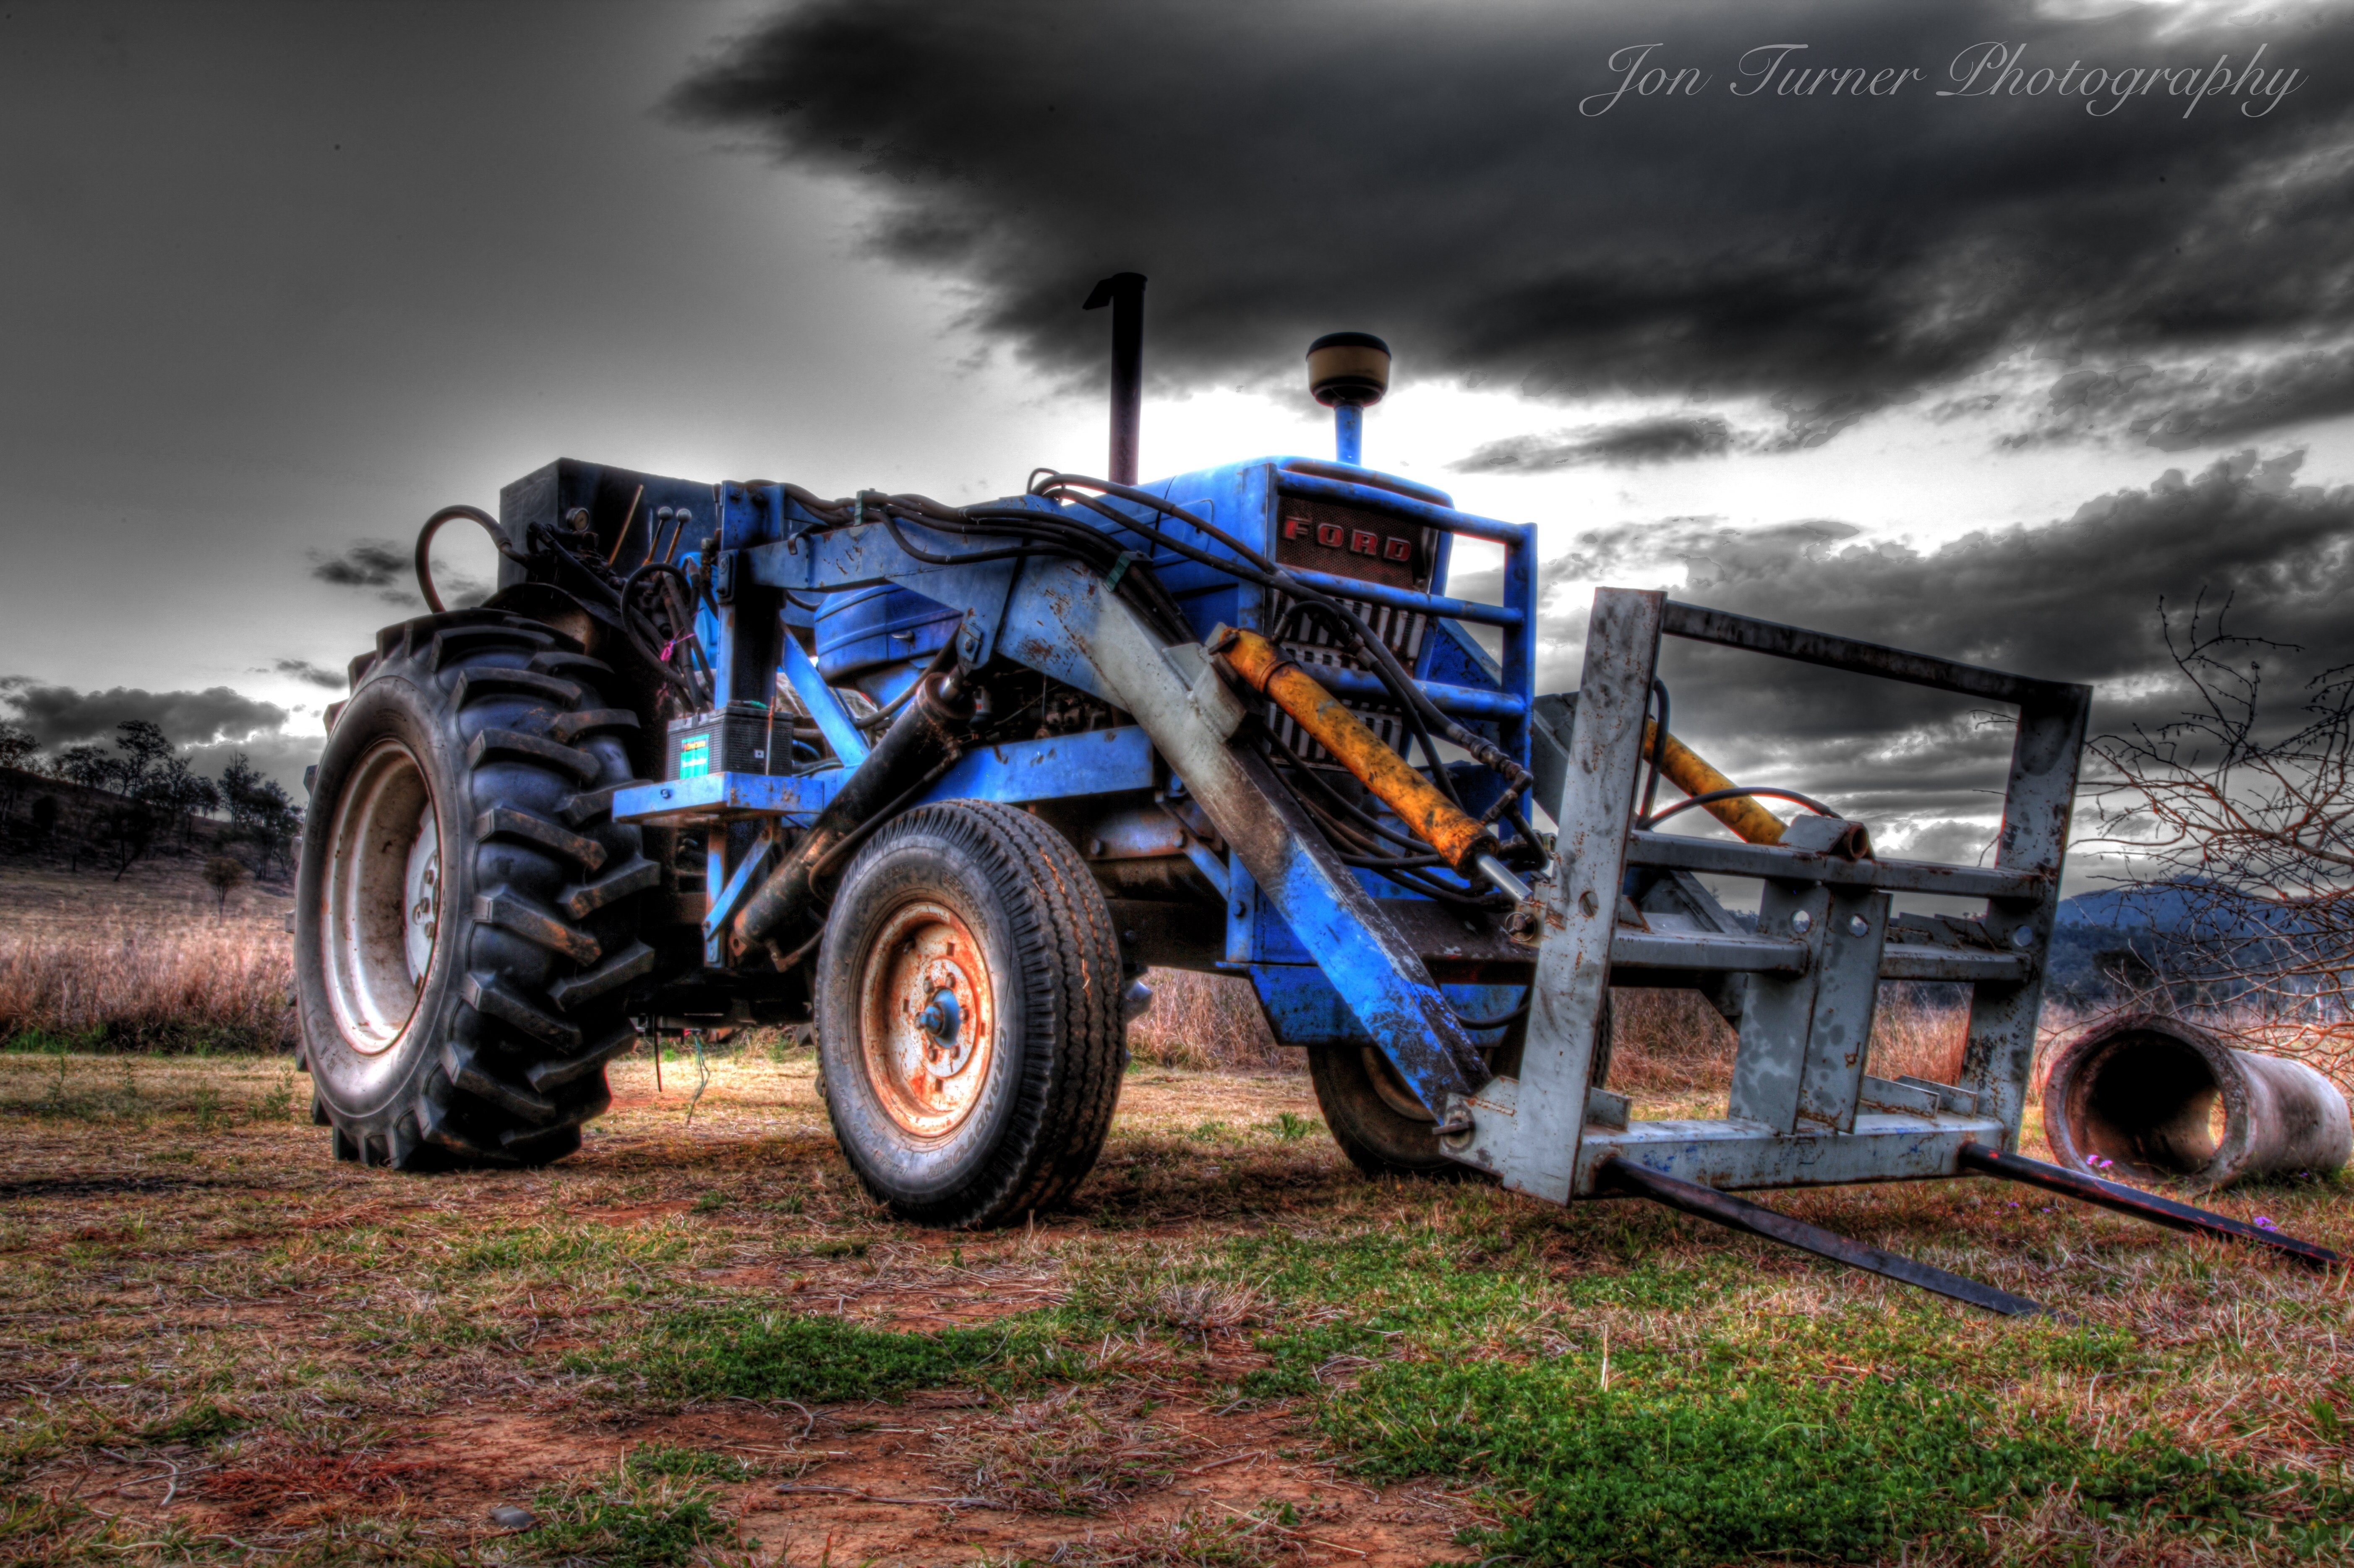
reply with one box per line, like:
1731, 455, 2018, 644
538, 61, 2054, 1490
1644, 786, 1835, 829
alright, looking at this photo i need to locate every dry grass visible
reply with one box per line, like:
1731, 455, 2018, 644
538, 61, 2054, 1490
0, 919, 294, 1052
1610, 985, 1981, 1099
1129, 969, 1286, 1071
939, 1389, 1190, 1515
0, 1043, 2346, 1566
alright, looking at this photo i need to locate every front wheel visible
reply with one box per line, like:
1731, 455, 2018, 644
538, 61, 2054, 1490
814, 801, 1126, 1228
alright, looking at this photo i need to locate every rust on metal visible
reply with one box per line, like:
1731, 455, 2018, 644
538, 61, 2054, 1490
1211, 626, 1493, 873
1642, 720, 1787, 845
858, 899, 995, 1137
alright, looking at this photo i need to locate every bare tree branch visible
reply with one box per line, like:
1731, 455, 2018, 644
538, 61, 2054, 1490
2086, 594, 2354, 1082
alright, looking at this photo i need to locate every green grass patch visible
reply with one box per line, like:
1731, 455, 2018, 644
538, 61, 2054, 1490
134, 1399, 246, 1447
1322, 1345, 2354, 1564
573, 1306, 1068, 1404
519, 1462, 739, 1567
625, 1443, 756, 1482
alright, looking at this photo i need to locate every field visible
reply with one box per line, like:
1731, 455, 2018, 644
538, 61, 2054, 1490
3, 994, 2352, 1568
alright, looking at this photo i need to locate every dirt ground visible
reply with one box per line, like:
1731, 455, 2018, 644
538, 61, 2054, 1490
0, 1051, 1488, 1565
3, 1044, 2351, 1567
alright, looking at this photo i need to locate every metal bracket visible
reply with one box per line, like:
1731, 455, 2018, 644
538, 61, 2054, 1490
704, 823, 780, 943
780, 634, 871, 769
1448, 588, 1663, 1201
1078, 571, 1485, 1106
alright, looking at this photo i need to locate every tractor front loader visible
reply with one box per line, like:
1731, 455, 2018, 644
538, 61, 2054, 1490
295, 285, 2339, 1302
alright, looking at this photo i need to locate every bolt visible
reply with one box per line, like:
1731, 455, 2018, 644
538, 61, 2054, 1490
2012, 925, 2035, 949
1790, 910, 1814, 935
1847, 914, 1869, 937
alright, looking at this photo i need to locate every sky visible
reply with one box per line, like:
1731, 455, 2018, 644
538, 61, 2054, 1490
5, 0, 2353, 883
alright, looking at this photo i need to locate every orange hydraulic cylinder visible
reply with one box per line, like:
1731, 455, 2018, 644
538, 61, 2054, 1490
1211, 628, 1494, 873
1642, 720, 1785, 844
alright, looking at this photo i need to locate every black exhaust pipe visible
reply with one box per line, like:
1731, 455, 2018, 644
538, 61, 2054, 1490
1083, 272, 1146, 485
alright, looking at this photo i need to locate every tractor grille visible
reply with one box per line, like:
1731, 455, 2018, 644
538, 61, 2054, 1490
1269, 596, 1428, 763
1266, 495, 1439, 766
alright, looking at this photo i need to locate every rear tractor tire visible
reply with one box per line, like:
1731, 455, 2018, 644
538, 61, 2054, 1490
294, 609, 661, 1169
813, 801, 1126, 1228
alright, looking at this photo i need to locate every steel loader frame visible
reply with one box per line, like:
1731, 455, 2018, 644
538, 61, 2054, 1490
1454, 589, 2083, 1201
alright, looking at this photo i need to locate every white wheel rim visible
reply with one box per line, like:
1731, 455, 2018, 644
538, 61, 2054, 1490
321, 740, 438, 1056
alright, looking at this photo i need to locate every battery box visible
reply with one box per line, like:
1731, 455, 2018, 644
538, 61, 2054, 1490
667, 702, 783, 780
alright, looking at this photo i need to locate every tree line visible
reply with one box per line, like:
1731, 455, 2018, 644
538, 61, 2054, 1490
0, 718, 303, 883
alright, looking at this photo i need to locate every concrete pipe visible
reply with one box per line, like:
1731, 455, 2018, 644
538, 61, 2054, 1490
2041, 1013, 2351, 1190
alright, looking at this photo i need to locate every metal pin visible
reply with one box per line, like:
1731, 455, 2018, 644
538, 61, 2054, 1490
1472, 851, 1529, 903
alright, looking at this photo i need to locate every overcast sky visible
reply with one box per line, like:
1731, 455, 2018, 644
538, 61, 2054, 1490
6, 0, 2352, 882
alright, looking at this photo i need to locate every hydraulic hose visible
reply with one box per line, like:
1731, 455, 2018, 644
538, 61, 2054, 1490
1638, 720, 1796, 845
1213, 626, 1526, 901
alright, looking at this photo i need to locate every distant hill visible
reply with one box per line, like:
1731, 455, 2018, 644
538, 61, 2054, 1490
2046, 879, 2312, 1003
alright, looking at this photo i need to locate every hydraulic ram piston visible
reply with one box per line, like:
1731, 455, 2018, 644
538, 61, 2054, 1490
1208, 626, 1526, 899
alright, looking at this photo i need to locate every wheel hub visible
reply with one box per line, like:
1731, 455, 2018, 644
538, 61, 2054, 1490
857, 901, 994, 1137
320, 740, 437, 1057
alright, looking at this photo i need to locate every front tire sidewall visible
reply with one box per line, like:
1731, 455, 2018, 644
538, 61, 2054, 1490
816, 832, 1028, 1212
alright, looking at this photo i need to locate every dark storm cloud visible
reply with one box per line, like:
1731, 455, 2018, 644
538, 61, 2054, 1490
271, 658, 347, 691
310, 540, 410, 595
2010, 345, 2354, 451
1453, 415, 1743, 474
1530, 451, 2354, 844
307, 540, 486, 608
0, 680, 290, 748
674, 1, 2354, 443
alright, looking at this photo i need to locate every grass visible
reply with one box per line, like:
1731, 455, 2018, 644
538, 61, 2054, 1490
574, 1305, 1067, 1404
1128, 969, 1282, 1069
1319, 1285, 2354, 1563
0, 1003, 2349, 1565
518, 1452, 750, 1567
942, 1389, 1190, 1514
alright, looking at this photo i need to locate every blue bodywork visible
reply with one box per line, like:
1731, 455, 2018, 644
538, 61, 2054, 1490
599, 452, 1540, 1083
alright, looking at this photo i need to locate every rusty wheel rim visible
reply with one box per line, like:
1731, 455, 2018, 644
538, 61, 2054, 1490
857, 899, 997, 1138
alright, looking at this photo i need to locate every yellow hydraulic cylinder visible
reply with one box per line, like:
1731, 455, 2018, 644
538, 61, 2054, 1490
1211, 627, 1495, 874
1642, 720, 1786, 844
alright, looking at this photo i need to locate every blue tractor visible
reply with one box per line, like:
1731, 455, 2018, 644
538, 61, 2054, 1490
293, 277, 2336, 1298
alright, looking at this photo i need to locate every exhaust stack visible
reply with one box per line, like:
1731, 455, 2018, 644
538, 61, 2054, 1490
1307, 331, 1390, 465
1083, 273, 1147, 484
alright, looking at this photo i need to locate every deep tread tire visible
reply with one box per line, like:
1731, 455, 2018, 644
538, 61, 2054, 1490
814, 801, 1125, 1228
295, 610, 654, 1170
